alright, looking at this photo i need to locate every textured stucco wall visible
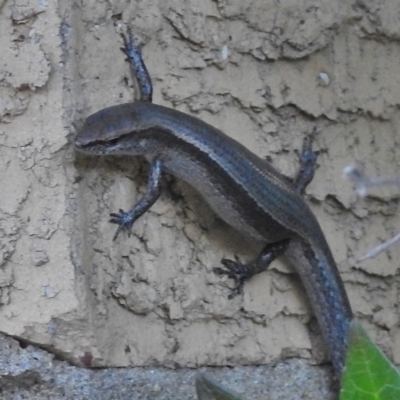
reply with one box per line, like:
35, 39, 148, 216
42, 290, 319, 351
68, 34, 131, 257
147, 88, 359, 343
1, 0, 400, 397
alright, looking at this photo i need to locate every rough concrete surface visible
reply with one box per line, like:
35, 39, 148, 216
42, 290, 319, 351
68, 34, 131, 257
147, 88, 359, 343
1, 0, 400, 398
0, 333, 335, 399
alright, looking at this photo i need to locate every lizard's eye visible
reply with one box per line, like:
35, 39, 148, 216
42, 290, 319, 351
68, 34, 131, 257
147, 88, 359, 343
107, 138, 120, 147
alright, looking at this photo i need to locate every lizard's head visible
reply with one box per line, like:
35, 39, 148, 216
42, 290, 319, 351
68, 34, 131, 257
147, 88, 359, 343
74, 102, 153, 156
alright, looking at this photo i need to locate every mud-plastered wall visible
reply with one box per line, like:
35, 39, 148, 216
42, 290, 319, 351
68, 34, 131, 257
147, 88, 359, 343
1, 0, 400, 388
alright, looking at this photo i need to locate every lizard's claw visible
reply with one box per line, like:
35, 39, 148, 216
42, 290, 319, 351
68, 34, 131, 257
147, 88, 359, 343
109, 209, 134, 241
214, 255, 248, 299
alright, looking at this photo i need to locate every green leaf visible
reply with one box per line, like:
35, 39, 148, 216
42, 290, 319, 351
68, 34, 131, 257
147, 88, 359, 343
340, 320, 400, 400
195, 373, 247, 400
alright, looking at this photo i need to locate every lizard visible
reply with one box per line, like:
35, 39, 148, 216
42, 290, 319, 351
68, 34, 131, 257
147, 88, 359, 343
74, 28, 353, 377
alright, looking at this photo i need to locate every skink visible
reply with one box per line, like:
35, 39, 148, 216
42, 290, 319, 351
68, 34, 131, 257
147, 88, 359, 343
74, 29, 352, 377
